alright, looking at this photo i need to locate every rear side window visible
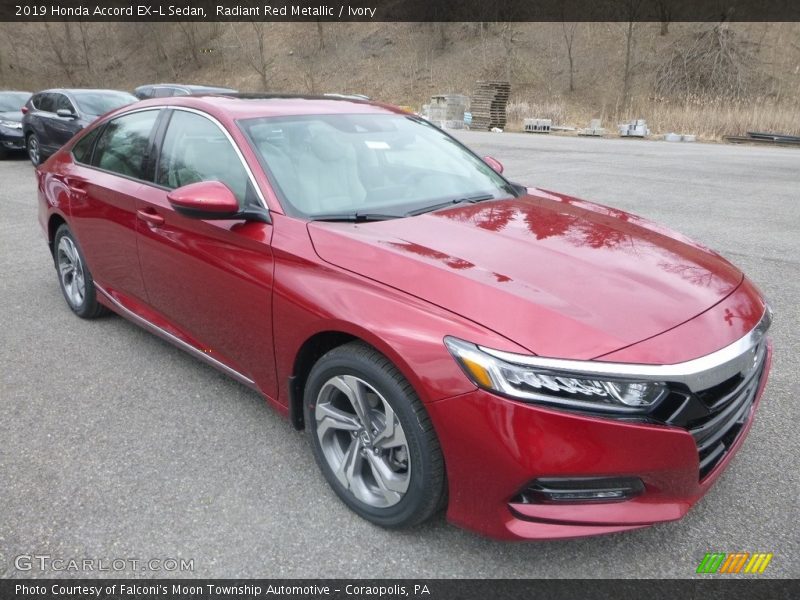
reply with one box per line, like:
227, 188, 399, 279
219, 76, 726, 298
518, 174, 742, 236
156, 110, 251, 205
34, 93, 55, 112
72, 128, 101, 164
92, 110, 159, 179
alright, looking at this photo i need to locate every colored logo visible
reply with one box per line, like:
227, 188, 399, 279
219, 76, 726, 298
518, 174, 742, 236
696, 552, 773, 574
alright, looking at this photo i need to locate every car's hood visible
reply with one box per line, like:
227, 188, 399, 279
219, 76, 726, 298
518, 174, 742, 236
308, 190, 743, 359
0, 111, 22, 123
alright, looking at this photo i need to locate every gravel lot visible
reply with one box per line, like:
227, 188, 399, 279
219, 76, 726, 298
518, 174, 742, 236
1, 133, 798, 578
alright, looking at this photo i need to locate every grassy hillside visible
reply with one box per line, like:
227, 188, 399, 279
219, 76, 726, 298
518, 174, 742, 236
1, 21, 798, 139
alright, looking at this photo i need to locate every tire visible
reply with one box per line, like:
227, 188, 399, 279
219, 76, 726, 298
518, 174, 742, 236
304, 341, 446, 528
27, 133, 42, 166
53, 224, 108, 319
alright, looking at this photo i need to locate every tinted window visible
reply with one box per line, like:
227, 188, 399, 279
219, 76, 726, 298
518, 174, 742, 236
72, 127, 101, 164
153, 87, 177, 98
53, 94, 75, 114
92, 110, 159, 179
157, 110, 250, 204
34, 93, 55, 112
71, 91, 137, 116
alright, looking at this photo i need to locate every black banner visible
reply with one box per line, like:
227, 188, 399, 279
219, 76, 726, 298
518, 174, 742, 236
2, 0, 800, 22
2, 579, 799, 600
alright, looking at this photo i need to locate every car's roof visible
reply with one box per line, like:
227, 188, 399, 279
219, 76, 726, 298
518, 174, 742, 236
131, 94, 406, 120
137, 83, 237, 91
37, 88, 136, 95
0, 90, 32, 94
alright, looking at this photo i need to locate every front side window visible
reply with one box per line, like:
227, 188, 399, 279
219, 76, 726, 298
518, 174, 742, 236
239, 113, 512, 218
53, 94, 75, 114
92, 110, 159, 179
156, 110, 250, 205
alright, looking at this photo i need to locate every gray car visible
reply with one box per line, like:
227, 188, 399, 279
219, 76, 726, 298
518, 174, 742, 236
21, 88, 137, 165
0, 91, 31, 158
133, 83, 237, 99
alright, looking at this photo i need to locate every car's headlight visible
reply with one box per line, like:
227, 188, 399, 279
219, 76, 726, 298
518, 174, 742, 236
444, 337, 667, 413
0, 119, 22, 129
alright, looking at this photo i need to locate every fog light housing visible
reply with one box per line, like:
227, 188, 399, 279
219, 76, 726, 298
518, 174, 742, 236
513, 477, 645, 504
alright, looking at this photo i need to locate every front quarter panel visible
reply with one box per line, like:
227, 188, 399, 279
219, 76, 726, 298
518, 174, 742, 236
270, 214, 526, 406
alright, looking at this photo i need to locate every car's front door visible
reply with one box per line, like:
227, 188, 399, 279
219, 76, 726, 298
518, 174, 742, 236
45, 93, 82, 149
135, 108, 277, 394
66, 109, 161, 305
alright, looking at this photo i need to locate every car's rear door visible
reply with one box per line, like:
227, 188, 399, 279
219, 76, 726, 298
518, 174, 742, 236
30, 93, 58, 153
134, 108, 276, 394
65, 108, 162, 306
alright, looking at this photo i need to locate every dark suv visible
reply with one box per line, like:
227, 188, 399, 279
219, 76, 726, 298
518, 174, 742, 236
0, 91, 31, 158
22, 89, 136, 165
133, 83, 237, 99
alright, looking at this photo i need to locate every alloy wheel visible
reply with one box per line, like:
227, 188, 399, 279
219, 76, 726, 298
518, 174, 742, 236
57, 236, 86, 308
28, 136, 39, 165
315, 374, 411, 508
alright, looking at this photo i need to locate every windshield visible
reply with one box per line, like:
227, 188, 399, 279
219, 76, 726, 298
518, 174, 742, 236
71, 91, 137, 116
240, 113, 514, 219
0, 92, 30, 112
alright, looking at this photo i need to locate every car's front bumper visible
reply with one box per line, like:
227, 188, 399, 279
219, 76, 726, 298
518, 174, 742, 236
427, 343, 771, 540
0, 127, 24, 150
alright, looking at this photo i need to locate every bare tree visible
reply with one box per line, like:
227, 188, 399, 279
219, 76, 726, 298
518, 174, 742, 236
561, 22, 578, 92
233, 22, 274, 91
656, 0, 671, 36
177, 22, 202, 67
77, 21, 93, 79
617, 0, 643, 108
145, 23, 177, 79
316, 20, 325, 51
45, 23, 76, 85
501, 23, 519, 82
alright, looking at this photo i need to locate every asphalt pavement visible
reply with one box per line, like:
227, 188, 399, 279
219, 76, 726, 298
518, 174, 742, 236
1, 132, 798, 578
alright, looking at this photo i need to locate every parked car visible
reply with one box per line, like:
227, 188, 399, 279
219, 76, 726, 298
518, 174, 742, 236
0, 91, 31, 158
36, 95, 772, 540
133, 83, 237, 99
22, 89, 137, 165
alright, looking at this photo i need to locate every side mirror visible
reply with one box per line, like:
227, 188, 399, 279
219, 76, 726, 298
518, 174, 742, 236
167, 181, 241, 219
56, 108, 77, 119
483, 156, 504, 174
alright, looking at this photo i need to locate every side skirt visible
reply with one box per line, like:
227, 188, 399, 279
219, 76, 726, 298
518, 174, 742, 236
95, 284, 258, 390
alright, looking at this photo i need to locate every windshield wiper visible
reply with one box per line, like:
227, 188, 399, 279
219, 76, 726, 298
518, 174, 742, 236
310, 211, 404, 222
406, 194, 495, 216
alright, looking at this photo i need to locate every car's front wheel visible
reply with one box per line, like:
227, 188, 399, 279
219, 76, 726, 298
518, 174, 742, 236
305, 342, 446, 528
26, 133, 42, 166
53, 225, 108, 319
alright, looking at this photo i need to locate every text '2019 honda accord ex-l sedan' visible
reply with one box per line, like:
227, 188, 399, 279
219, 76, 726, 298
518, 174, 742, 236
36, 95, 772, 540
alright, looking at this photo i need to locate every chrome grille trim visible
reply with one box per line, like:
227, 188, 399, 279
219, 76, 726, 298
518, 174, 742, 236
479, 305, 771, 393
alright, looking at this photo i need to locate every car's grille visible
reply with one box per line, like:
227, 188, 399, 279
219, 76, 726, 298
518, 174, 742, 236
655, 342, 767, 480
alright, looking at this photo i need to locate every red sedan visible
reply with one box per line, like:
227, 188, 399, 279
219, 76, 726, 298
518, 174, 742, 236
36, 95, 772, 539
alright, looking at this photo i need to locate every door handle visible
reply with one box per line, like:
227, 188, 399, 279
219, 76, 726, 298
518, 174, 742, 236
64, 177, 87, 196
137, 208, 165, 227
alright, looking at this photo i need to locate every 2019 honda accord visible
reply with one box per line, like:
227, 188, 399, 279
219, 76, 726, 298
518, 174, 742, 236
36, 95, 772, 540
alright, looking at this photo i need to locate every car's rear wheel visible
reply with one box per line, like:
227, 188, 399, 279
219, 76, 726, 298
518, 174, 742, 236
27, 133, 41, 166
53, 225, 108, 319
305, 342, 445, 528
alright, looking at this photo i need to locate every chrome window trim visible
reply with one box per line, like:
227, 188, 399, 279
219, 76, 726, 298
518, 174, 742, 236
479, 305, 771, 392
96, 284, 256, 389
163, 106, 268, 209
